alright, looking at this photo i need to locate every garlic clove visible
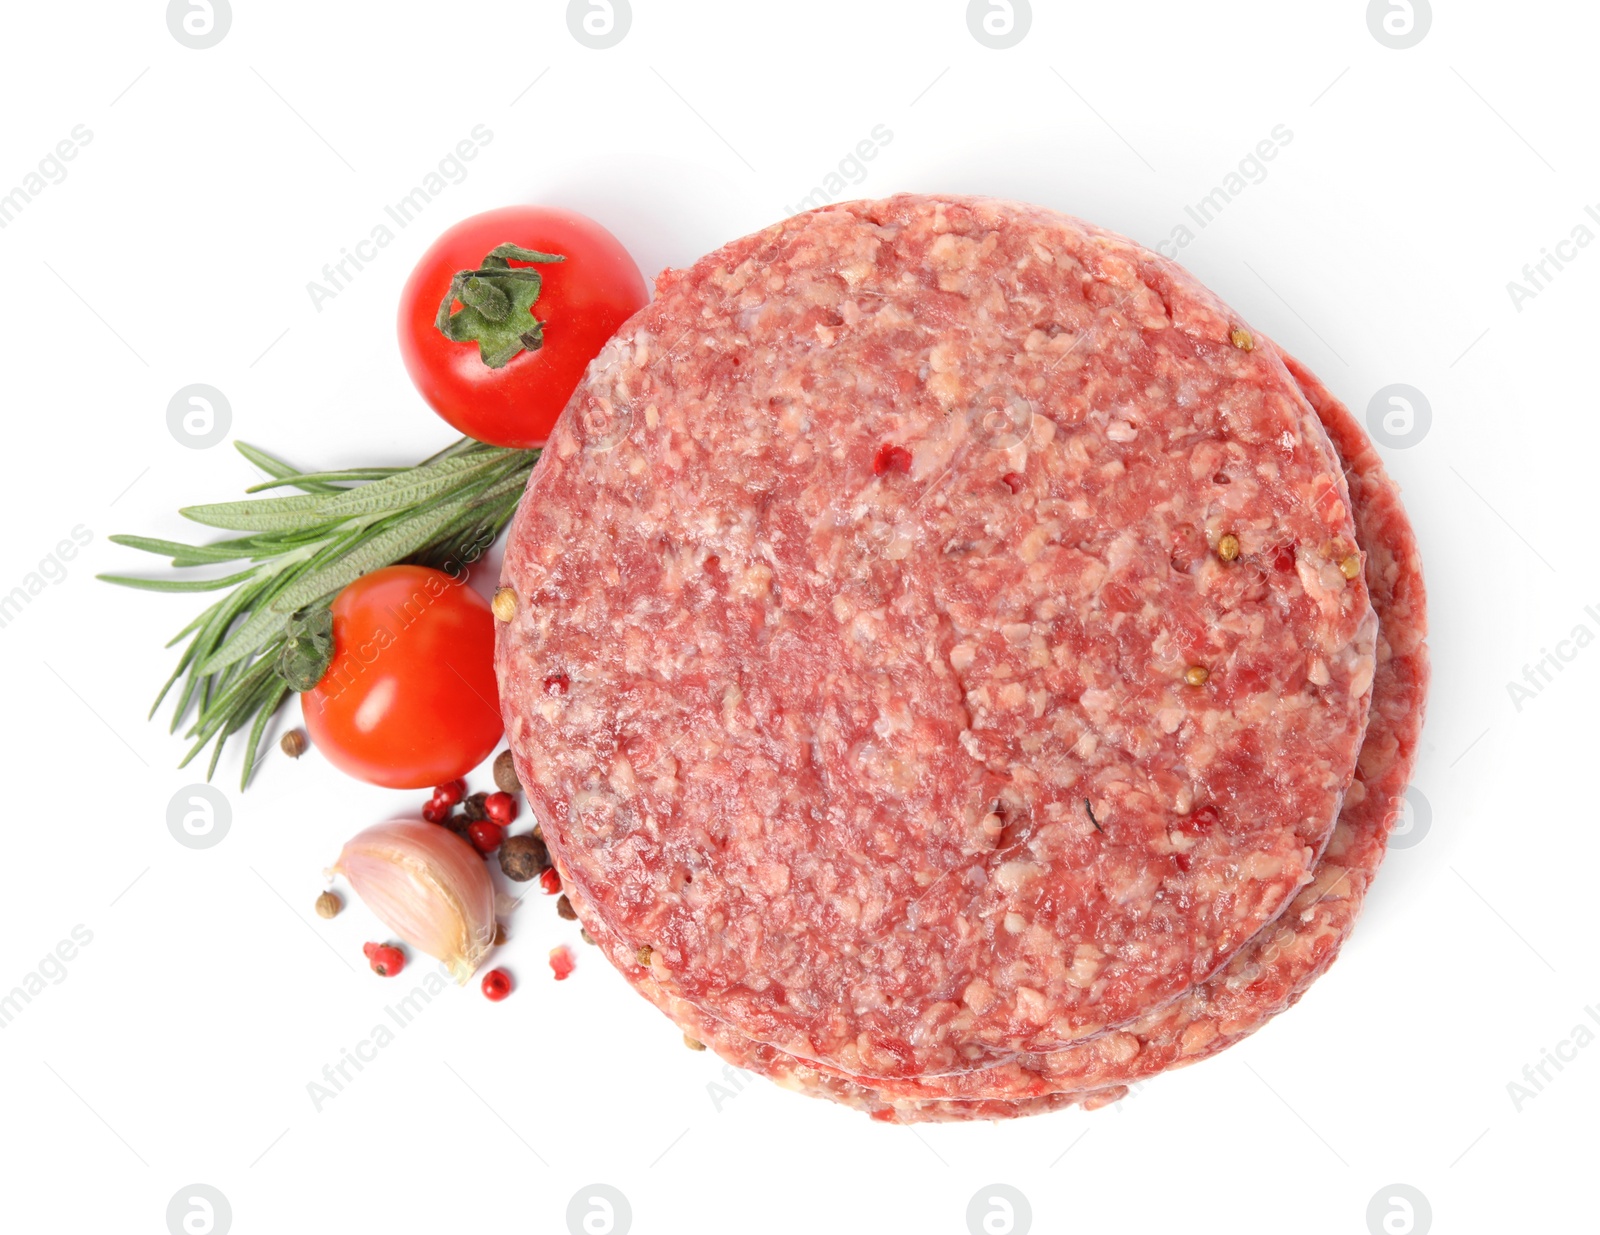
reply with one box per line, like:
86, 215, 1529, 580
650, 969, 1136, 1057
331, 819, 495, 984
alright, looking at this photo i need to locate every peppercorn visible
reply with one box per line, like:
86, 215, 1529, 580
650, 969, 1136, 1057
493, 922, 507, 947
684, 1035, 706, 1051
636, 945, 653, 968
484, 791, 518, 826
280, 729, 308, 758
872, 443, 913, 475
468, 820, 504, 855
492, 587, 517, 622
556, 895, 577, 921
481, 968, 513, 1001
493, 749, 522, 794
315, 890, 341, 919
1229, 326, 1254, 351
1340, 553, 1362, 580
499, 832, 550, 882
461, 792, 489, 822
1217, 533, 1241, 562
1184, 665, 1210, 687
580, 928, 596, 945
363, 941, 405, 977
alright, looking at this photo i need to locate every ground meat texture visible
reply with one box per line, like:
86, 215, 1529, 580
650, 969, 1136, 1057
596, 346, 1427, 1121
496, 196, 1379, 1080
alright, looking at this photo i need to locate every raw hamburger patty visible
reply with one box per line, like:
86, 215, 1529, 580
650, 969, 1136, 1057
584, 351, 1427, 1121
496, 196, 1379, 1078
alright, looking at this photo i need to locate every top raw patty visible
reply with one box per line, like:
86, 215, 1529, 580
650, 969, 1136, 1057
497, 195, 1378, 1078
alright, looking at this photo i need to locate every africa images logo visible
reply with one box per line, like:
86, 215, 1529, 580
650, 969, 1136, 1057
0, 527, 93, 632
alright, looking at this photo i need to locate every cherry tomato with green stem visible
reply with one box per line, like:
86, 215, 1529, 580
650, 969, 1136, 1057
398, 206, 649, 448
302, 565, 502, 789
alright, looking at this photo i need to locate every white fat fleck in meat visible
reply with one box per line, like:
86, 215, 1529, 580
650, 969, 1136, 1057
883, 531, 914, 560
608, 756, 638, 798
1243, 852, 1286, 880
962, 978, 997, 1012
994, 861, 1042, 896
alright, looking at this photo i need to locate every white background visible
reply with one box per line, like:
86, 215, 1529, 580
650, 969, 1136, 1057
0, 2, 1593, 1233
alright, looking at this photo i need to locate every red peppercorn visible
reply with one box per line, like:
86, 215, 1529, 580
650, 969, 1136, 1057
481, 968, 513, 1001
1174, 852, 1193, 873
433, 778, 466, 808
468, 820, 504, 854
1273, 544, 1297, 573
421, 798, 450, 824
548, 946, 575, 981
872, 443, 913, 476
363, 941, 406, 978
484, 791, 518, 826
539, 867, 562, 895
1000, 471, 1025, 494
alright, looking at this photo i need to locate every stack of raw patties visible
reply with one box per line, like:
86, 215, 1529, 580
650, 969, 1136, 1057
494, 196, 1429, 1122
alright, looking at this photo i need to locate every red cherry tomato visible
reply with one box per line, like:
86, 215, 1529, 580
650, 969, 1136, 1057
398, 206, 649, 448
301, 565, 502, 789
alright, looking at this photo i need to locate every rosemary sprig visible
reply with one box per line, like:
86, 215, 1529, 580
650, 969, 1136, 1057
101, 437, 538, 789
